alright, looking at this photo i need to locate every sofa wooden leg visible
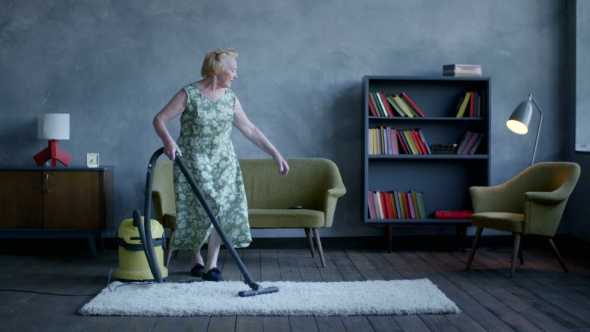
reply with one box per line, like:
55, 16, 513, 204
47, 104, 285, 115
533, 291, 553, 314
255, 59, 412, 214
510, 233, 521, 278
165, 229, 176, 268
304, 228, 315, 258
312, 228, 326, 268
547, 237, 568, 273
466, 227, 482, 270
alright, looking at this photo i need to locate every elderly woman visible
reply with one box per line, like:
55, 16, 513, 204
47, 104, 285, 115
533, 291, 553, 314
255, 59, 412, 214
153, 48, 289, 281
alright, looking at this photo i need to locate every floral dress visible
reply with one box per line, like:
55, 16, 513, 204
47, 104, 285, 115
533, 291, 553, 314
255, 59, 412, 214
172, 83, 251, 252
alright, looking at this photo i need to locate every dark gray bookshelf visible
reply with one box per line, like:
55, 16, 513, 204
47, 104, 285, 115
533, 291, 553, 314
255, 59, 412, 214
363, 76, 491, 251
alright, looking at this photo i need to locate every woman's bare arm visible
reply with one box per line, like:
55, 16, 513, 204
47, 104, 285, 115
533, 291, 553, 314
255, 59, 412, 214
233, 98, 289, 176
153, 89, 188, 160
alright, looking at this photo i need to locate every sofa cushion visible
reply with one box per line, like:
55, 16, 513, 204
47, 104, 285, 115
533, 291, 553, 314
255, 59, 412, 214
248, 209, 325, 228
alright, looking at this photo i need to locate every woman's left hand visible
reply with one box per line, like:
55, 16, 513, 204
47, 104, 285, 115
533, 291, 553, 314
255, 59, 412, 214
274, 157, 289, 176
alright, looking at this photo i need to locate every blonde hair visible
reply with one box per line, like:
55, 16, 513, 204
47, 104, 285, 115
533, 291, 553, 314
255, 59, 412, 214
201, 48, 238, 78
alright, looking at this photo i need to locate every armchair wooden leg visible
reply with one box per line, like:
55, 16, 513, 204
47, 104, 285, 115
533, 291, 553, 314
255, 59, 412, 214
304, 228, 315, 258
165, 229, 176, 268
466, 227, 483, 270
547, 237, 569, 273
312, 228, 326, 268
518, 242, 524, 265
510, 233, 521, 278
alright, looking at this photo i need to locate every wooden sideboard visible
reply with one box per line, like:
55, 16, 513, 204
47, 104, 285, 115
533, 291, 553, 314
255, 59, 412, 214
0, 166, 114, 256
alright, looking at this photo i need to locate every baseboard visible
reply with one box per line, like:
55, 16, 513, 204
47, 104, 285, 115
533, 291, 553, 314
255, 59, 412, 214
0, 234, 587, 256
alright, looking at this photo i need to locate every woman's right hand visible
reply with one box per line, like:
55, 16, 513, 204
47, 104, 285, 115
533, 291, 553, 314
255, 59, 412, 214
163, 140, 182, 160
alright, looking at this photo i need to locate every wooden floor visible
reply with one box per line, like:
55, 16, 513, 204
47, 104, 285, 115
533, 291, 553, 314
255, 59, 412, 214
1, 236, 590, 332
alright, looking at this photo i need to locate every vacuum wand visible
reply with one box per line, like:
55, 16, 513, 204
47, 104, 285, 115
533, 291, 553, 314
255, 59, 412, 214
134, 148, 278, 296
173, 152, 274, 294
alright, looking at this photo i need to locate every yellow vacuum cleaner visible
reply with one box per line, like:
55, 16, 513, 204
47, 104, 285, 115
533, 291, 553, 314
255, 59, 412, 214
115, 217, 168, 280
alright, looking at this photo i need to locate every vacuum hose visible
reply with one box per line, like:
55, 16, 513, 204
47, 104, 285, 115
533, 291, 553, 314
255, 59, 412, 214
131, 148, 166, 283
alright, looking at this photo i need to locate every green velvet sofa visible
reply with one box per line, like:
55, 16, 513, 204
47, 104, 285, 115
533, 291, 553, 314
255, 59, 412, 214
151, 158, 346, 268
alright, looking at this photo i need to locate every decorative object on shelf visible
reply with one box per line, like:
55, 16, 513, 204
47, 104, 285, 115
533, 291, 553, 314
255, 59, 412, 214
86, 153, 100, 168
443, 64, 482, 77
434, 210, 473, 219
506, 94, 543, 166
431, 144, 458, 154
33, 113, 73, 167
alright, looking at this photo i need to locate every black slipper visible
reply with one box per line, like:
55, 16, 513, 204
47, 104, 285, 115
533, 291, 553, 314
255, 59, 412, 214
190, 264, 205, 277
202, 268, 224, 282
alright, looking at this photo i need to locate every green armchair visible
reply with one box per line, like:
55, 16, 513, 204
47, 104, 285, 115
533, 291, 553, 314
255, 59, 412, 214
466, 162, 581, 277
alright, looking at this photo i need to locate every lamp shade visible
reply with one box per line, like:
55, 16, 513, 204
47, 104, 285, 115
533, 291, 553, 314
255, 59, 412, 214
38, 113, 70, 140
506, 100, 533, 135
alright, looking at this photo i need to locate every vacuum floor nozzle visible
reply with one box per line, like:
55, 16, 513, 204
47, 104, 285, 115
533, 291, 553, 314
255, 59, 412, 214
239, 286, 279, 297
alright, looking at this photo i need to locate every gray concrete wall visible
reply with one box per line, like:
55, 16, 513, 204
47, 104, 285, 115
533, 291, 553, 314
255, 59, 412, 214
0, 0, 578, 238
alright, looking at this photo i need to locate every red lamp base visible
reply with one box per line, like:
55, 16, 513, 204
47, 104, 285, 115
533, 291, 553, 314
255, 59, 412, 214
33, 140, 73, 167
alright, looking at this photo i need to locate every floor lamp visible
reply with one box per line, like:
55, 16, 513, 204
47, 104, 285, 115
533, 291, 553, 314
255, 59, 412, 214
506, 94, 543, 166
33, 113, 73, 167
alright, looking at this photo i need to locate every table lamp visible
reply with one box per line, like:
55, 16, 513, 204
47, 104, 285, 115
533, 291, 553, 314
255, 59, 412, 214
33, 113, 73, 167
506, 94, 543, 166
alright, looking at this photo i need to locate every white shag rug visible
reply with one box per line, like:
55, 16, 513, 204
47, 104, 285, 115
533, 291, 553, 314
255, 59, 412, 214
79, 279, 460, 316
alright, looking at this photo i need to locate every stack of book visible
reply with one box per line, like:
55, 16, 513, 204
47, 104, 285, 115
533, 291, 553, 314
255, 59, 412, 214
443, 64, 482, 77
368, 127, 431, 155
368, 91, 426, 117
456, 130, 485, 155
368, 189, 427, 219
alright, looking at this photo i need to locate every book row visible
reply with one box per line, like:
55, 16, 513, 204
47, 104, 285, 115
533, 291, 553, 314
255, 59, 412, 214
454, 91, 485, 118
368, 91, 425, 118
456, 130, 485, 155
368, 127, 431, 155
368, 189, 427, 220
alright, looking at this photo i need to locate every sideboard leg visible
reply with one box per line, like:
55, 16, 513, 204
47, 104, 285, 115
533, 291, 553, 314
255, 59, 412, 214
87, 232, 98, 257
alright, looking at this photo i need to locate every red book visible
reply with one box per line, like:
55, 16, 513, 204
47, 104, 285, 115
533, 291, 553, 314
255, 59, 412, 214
410, 130, 426, 154
403, 193, 412, 219
368, 95, 378, 116
417, 129, 432, 154
396, 131, 410, 154
401, 92, 426, 117
384, 192, 394, 219
379, 192, 388, 218
469, 92, 475, 117
380, 92, 394, 117
435, 210, 473, 219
